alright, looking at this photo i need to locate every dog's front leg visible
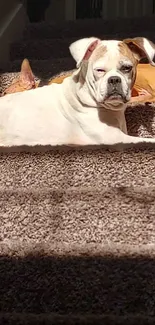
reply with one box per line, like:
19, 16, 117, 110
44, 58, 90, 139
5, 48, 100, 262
99, 126, 155, 146
115, 129, 155, 145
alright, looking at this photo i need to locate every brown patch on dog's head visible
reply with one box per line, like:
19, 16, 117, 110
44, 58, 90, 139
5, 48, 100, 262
2, 59, 36, 96
118, 41, 138, 88
118, 42, 137, 64
123, 37, 155, 65
120, 37, 155, 89
90, 44, 107, 62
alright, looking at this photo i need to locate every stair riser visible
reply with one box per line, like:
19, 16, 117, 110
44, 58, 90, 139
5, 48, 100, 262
22, 17, 155, 40
0, 314, 155, 325
0, 251, 155, 315
10, 32, 155, 61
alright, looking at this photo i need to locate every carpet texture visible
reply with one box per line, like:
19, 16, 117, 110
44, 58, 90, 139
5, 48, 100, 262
0, 16, 155, 325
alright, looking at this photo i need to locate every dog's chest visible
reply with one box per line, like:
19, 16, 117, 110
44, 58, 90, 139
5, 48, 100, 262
77, 107, 126, 143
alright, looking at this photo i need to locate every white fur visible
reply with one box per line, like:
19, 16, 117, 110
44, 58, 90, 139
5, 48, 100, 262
0, 37, 155, 148
69, 37, 100, 68
96, 69, 129, 106
143, 38, 155, 63
101, 40, 120, 55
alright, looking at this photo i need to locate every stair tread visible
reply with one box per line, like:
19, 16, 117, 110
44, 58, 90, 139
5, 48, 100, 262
0, 182, 155, 245
0, 150, 154, 188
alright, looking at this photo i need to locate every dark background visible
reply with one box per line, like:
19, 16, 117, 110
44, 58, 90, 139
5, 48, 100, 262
27, 0, 104, 22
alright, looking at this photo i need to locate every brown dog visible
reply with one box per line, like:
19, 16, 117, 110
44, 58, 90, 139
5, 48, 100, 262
2, 57, 155, 104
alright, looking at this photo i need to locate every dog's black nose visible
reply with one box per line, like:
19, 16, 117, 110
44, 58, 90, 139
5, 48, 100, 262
108, 76, 121, 85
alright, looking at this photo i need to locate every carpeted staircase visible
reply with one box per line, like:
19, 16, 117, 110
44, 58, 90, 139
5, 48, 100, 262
0, 16, 155, 325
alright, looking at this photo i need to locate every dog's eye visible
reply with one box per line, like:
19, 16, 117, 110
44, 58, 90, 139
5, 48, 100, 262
95, 68, 105, 73
121, 65, 132, 73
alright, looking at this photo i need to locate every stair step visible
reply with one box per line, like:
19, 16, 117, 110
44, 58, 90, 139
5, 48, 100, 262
0, 243, 155, 316
0, 313, 155, 325
0, 149, 154, 189
10, 30, 155, 61
23, 16, 155, 40
0, 57, 74, 74
10, 38, 74, 61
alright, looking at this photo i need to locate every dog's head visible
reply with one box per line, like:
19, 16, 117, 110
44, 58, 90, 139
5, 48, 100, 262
69, 37, 155, 109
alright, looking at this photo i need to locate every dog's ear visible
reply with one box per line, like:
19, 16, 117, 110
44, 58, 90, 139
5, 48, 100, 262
123, 37, 155, 66
19, 58, 35, 88
69, 37, 101, 68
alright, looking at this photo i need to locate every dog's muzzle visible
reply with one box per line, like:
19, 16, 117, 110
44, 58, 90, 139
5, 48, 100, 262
106, 75, 125, 101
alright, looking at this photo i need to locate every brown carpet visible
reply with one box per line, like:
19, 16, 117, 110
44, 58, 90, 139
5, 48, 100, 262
0, 16, 155, 325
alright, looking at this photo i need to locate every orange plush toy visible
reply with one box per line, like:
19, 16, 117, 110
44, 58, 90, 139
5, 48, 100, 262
130, 63, 155, 103
2, 58, 155, 104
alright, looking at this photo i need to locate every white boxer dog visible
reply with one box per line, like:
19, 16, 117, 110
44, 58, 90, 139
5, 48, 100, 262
0, 36, 155, 148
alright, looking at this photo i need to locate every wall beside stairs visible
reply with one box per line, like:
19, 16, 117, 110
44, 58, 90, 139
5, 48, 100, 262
0, 0, 155, 67
45, 0, 155, 21
0, 0, 28, 66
